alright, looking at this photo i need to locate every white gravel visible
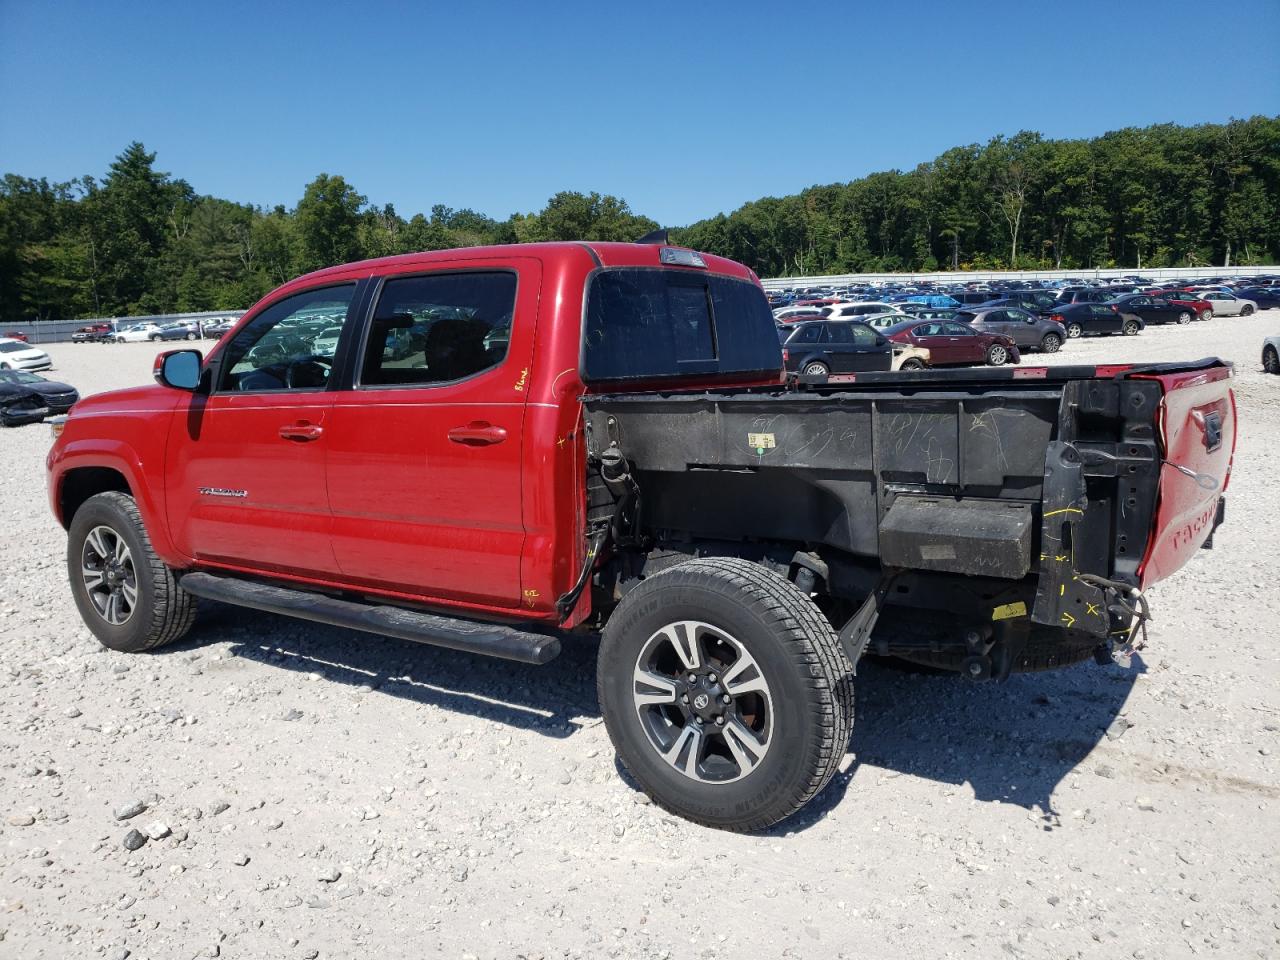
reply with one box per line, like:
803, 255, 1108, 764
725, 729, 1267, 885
2, 316, 1279, 959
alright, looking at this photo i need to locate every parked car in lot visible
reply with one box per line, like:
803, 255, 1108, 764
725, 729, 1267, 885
881, 318, 1020, 366
155, 322, 203, 341
4, 331, 29, 342
955, 307, 1066, 353
1053, 288, 1114, 306
0, 337, 53, 371
311, 325, 344, 356
202, 319, 236, 338
110, 323, 164, 343
1197, 291, 1257, 317
1231, 288, 1280, 310
0, 369, 79, 415
72, 323, 113, 343
1263, 336, 1279, 374
1106, 294, 1198, 326
1164, 294, 1214, 321
779, 320, 929, 375
1048, 303, 1143, 339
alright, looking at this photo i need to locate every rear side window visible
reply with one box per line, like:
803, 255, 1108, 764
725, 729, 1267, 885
361, 272, 517, 387
582, 269, 779, 382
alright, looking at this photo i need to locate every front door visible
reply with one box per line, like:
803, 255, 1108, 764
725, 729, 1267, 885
166, 283, 359, 578
325, 261, 538, 609
942, 321, 989, 362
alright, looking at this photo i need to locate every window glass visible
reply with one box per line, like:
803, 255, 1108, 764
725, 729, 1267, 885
1092, 305, 1112, 316
915, 323, 943, 336
220, 285, 355, 392
790, 323, 823, 344
361, 272, 517, 387
944, 322, 974, 335
583, 270, 779, 382
825, 323, 854, 344
849, 324, 879, 346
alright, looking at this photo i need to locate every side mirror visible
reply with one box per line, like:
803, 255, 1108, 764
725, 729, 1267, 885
154, 349, 202, 390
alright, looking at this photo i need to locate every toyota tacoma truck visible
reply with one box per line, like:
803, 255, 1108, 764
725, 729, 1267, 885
47, 240, 1235, 831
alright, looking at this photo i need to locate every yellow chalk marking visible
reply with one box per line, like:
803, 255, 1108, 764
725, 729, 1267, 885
1061, 612, 1076, 627
992, 601, 1027, 621
1044, 507, 1084, 518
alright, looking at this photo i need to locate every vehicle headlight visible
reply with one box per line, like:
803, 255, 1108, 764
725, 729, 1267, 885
49, 415, 67, 439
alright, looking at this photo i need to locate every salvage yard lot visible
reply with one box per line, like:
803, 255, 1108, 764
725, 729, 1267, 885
2, 315, 1279, 959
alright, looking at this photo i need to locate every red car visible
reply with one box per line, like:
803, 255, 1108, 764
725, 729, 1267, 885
4, 331, 29, 342
1165, 295, 1213, 321
881, 317, 1021, 366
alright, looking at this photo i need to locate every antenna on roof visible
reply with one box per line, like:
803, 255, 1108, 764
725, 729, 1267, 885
637, 229, 669, 245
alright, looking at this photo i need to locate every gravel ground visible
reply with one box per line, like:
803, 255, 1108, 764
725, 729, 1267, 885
2, 314, 1278, 960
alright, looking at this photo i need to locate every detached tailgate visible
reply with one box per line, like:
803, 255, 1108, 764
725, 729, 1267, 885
1136, 363, 1236, 587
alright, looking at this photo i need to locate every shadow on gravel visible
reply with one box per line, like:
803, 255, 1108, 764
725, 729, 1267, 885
176, 601, 601, 739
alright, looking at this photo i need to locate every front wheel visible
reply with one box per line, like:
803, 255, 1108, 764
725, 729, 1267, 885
1199, 309, 1212, 321
1241, 305, 1255, 317
1040, 333, 1062, 353
67, 492, 197, 653
186, 332, 198, 340
150, 334, 162, 341
598, 557, 854, 832
1176, 311, 1192, 325
986, 343, 1009, 366
1122, 319, 1140, 336
899, 358, 925, 371
1065, 322, 1083, 339
1264, 346, 1280, 374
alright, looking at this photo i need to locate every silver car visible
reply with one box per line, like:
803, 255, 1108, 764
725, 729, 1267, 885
1198, 291, 1258, 317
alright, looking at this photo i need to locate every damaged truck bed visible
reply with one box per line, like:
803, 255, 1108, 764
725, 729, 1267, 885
584, 359, 1234, 676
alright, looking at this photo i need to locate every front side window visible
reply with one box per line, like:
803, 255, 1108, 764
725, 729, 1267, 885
849, 325, 879, 346
219, 285, 355, 392
361, 272, 517, 387
944, 322, 974, 336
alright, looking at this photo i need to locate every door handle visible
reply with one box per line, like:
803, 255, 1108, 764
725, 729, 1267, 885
279, 422, 323, 442
448, 421, 508, 445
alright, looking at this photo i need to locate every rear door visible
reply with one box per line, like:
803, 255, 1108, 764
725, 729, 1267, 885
324, 259, 538, 608
942, 321, 988, 362
1004, 308, 1040, 346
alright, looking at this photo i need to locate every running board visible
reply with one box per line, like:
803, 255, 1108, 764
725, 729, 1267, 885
178, 572, 562, 665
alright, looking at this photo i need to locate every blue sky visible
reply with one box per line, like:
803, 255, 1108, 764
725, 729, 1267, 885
2, 0, 1277, 227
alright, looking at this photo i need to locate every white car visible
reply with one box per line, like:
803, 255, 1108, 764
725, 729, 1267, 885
1197, 292, 1257, 317
311, 326, 343, 356
0, 337, 53, 372
862, 312, 911, 330
111, 323, 164, 343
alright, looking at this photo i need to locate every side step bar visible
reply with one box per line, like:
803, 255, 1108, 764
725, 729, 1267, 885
179, 572, 562, 665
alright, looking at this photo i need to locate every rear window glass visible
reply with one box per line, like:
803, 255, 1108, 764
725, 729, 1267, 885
582, 269, 779, 382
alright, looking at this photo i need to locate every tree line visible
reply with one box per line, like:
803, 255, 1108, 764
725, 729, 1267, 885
2, 117, 1276, 322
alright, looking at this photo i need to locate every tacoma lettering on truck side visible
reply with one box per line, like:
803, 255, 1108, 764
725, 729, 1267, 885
47, 240, 1235, 831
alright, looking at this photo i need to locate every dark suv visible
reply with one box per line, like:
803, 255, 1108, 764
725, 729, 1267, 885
956, 307, 1067, 353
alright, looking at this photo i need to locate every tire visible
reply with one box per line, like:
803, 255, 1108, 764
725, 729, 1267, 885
1065, 322, 1083, 339
986, 343, 1009, 366
1039, 332, 1062, 353
1122, 319, 1140, 336
67, 492, 196, 653
1264, 346, 1280, 375
1199, 310, 1212, 321
1241, 305, 1255, 317
186, 332, 198, 341
598, 557, 854, 832
0, 362, 9, 370
1176, 311, 1192, 325
801, 361, 829, 376
150, 334, 162, 341
899, 358, 925, 371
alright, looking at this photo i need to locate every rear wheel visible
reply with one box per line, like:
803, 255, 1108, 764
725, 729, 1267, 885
598, 557, 854, 832
801, 361, 829, 376
1122, 319, 1140, 336
986, 343, 1009, 366
1264, 345, 1280, 374
1176, 311, 1192, 325
1040, 332, 1062, 353
1065, 322, 1083, 339
67, 492, 196, 653
186, 332, 198, 340
1241, 304, 1255, 317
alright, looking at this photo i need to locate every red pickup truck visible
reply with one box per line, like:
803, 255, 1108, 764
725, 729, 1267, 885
47, 241, 1236, 831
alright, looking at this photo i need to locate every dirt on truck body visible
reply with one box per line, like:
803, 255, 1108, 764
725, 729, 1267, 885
47, 239, 1236, 830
